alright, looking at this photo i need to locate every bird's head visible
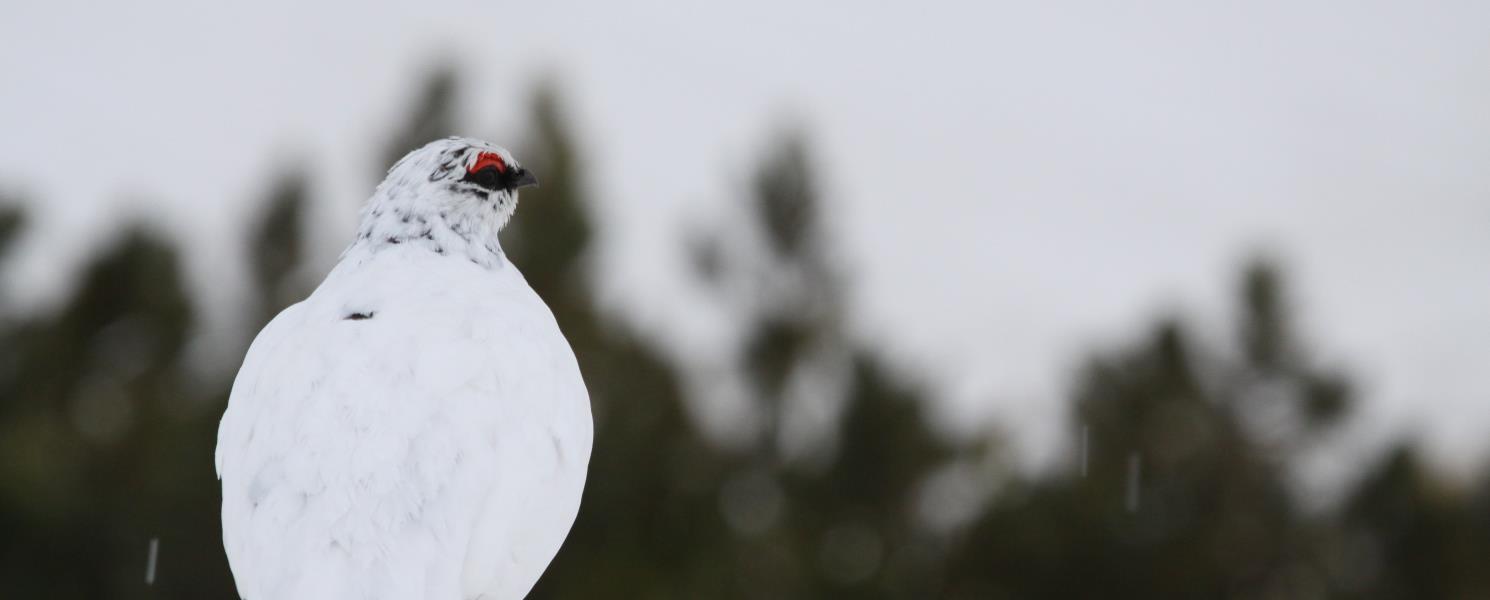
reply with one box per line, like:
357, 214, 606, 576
379, 137, 537, 224
352, 137, 538, 266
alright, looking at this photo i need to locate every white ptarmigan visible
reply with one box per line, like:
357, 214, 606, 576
216, 137, 592, 600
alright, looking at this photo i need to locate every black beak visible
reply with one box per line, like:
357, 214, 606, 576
512, 168, 539, 189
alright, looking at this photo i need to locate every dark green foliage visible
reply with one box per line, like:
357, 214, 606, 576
0, 224, 236, 599
940, 259, 1484, 599
0, 205, 22, 258
1329, 445, 1490, 598
949, 306, 1316, 598
1241, 259, 1290, 370
778, 353, 960, 599
509, 84, 743, 599
531, 118, 963, 599
504, 82, 593, 308
0, 203, 25, 321
247, 171, 310, 328
0, 71, 1486, 600
752, 137, 818, 261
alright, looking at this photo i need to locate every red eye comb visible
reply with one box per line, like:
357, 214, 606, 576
470, 152, 508, 174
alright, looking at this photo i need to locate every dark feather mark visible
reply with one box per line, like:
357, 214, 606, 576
387, 237, 401, 244
344, 311, 375, 321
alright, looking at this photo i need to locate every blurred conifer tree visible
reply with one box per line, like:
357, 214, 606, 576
509, 81, 740, 600
247, 171, 310, 329
0, 221, 238, 598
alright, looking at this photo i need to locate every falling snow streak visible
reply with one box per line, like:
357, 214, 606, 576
145, 537, 159, 585
1125, 453, 1142, 513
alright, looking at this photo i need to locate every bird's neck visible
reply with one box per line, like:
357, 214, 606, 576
341, 192, 508, 270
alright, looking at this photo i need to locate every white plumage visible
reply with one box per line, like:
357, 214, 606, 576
216, 138, 592, 600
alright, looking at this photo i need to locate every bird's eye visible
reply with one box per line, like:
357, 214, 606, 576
469, 166, 501, 189
462, 151, 510, 191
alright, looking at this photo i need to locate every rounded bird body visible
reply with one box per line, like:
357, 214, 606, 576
217, 138, 591, 600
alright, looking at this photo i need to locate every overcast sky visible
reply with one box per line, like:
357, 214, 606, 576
2, 1, 1487, 472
